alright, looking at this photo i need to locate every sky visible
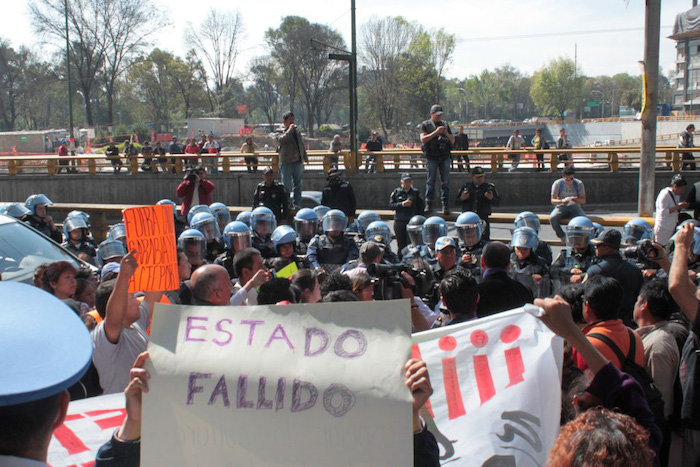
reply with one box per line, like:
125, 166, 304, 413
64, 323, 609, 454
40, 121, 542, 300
1, 0, 693, 81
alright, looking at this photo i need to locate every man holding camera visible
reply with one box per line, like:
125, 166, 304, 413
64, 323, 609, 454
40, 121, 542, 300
456, 167, 500, 240
176, 166, 215, 217
420, 104, 455, 215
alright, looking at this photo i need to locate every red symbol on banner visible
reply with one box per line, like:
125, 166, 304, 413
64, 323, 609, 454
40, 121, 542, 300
471, 330, 496, 405
501, 325, 525, 387
54, 409, 126, 459
439, 336, 466, 420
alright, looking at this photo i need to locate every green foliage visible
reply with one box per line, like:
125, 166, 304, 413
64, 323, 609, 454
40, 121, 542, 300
531, 57, 582, 118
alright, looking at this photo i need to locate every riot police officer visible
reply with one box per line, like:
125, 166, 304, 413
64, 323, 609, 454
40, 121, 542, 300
455, 211, 488, 281
252, 167, 289, 224
365, 220, 399, 264
313, 205, 331, 235
178, 229, 207, 273
321, 169, 357, 223
187, 204, 212, 226
551, 216, 597, 293
157, 199, 187, 238
0, 202, 30, 219
427, 236, 460, 310
271, 225, 306, 270
190, 211, 225, 261
402, 215, 432, 263
514, 211, 553, 265
23, 194, 62, 242
293, 208, 318, 255
509, 226, 551, 299
389, 173, 425, 255
236, 210, 252, 228
623, 218, 658, 279
210, 202, 232, 234
456, 167, 500, 240
306, 209, 359, 273
354, 210, 381, 248
107, 223, 127, 248
250, 206, 277, 259
96, 239, 127, 269
422, 216, 448, 254
215, 221, 251, 278
61, 215, 97, 263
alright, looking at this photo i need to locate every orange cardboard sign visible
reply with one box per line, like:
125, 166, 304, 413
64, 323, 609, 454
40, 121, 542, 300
123, 205, 178, 293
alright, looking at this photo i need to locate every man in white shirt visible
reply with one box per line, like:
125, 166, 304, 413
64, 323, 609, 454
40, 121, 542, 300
654, 174, 689, 248
549, 166, 587, 243
505, 129, 526, 172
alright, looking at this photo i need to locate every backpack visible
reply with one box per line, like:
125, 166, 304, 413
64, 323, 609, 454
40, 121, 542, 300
680, 329, 700, 429
588, 329, 666, 428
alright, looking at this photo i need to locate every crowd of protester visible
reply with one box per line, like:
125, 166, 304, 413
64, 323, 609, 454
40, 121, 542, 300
5, 134, 700, 466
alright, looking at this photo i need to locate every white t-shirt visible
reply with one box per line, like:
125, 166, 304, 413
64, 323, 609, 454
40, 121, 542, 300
92, 302, 150, 394
551, 178, 585, 201
654, 187, 679, 231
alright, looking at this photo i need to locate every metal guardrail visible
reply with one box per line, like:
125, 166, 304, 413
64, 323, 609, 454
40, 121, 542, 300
1, 146, 698, 175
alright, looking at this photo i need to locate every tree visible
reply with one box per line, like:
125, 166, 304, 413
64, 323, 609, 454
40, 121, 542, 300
130, 49, 180, 126
186, 8, 244, 115
171, 50, 209, 119
0, 40, 22, 130
530, 57, 581, 118
248, 56, 281, 127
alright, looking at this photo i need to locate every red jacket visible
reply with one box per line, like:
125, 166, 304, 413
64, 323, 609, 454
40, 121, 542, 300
176, 179, 215, 216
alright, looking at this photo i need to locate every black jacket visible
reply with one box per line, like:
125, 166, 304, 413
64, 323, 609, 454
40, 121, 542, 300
477, 269, 533, 318
585, 253, 643, 326
321, 180, 357, 219
389, 187, 424, 222
253, 181, 289, 223
457, 182, 500, 218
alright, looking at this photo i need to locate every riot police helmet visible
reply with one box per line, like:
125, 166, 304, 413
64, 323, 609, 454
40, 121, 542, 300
455, 211, 483, 248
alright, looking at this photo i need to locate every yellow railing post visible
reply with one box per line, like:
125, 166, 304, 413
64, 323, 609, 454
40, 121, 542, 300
88, 158, 96, 174
222, 156, 230, 173
175, 156, 183, 173
673, 151, 681, 172
609, 152, 619, 172
550, 152, 557, 172
376, 152, 385, 172
48, 158, 56, 176
490, 153, 499, 173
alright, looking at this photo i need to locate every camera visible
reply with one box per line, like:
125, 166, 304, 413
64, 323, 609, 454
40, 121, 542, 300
622, 239, 655, 261
367, 263, 433, 301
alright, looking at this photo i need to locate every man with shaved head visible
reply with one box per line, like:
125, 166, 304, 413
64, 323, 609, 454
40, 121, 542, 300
190, 264, 234, 306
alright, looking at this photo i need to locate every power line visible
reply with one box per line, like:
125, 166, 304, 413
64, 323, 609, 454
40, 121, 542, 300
458, 25, 673, 43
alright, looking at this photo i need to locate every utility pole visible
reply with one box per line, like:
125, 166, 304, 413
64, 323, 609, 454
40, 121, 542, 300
638, 0, 661, 217
350, 0, 358, 165
64, 0, 75, 152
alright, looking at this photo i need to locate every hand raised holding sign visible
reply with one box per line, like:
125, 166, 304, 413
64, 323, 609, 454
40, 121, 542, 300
120, 250, 139, 278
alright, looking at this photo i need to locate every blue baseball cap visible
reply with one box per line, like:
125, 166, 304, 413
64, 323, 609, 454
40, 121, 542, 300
0, 282, 92, 407
435, 236, 457, 251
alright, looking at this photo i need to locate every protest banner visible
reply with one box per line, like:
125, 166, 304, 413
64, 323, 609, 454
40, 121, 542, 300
412, 307, 563, 466
142, 300, 413, 466
123, 205, 178, 293
48, 393, 125, 467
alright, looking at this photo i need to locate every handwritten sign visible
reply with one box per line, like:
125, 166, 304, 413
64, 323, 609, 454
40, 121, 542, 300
275, 261, 298, 279
123, 205, 178, 293
48, 393, 125, 467
142, 300, 413, 466
412, 308, 563, 466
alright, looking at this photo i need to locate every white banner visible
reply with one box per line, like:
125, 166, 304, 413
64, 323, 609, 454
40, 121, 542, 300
412, 307, 564, 466
142, 300, 413, 466
47, 393, 125, 467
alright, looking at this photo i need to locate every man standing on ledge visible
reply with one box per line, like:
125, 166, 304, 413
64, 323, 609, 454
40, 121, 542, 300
277, 111, 308, 210
420, 104, 455, 215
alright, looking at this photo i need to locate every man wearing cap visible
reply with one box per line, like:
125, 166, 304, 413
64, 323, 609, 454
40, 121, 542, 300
457, 167, 500, 240
420, 104, 455, 215
654, 174, 689, 248
321, 168, 357, 223
364, 131, 383, 173
389, 173, 424, 255
277, 111, 308, 210
253, 167, 289, 224
586, 229, 643, 326
426, 236, 460, 310
0, 282, 92, 466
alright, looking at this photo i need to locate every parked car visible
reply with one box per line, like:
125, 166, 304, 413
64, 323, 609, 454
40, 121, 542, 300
0, 214, 97, 284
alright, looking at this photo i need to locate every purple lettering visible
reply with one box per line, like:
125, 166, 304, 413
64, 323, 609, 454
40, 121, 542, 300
240, 320, 265, 346
212, 319, 233, 346
291, 378, 318, 412
276, 377, 286, 411
237, 375, 254, 408
304, 327, 330, 357
185, 316, 208, 342
333, 330, 368, 359
257, 377, 273, 410
208, 375, 230, 407
323, 383, 356, 417
265, 324, 295, 350
187, 372, 211, 405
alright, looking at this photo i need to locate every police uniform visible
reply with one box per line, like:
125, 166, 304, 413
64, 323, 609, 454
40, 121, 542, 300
214, 251, 237, 279
550, 245, 597, 293
62, 239, 97, 262
509, 251, 551, 299
296, 238, 310, 256
458, 239, 488, 282
306, 234, 359, 272
536, 240, 553, 266
321, 178, 357, 219
253, 181, 289, 223
251, 233, 275, 259
401, 244, 433, 265
23, 215, 62, 243
456, 179, 500, 240
205, 239, 225, 263
389, 184, 424, 254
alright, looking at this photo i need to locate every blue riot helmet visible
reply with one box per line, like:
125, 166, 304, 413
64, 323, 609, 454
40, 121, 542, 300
236, 210, 252, 227
251, 206, 277, 238
96, 239, 127, 268
107, 223, 127, 246
514, 211, 540, 233
565, 216, 594, 249
190, 212, 221, 242
178, 229, 207, 264
512, 226, 539, 251
323, 209, 347, 234
623, 218, 652, 245
407, 215, 426, 247
313, 205, 331, 234
356, 211, 381, 236
272, 225, 297, 253
223, 221, 251, 252
365, 221, 392, 247
24, 194, 53, 216
591, 222, 604, 239
422, 216, 447, 249
0, 202, 31, 219
187, 205, 212, 226
455, 211, 483, 248
156, 199, 177, 217
294, 208, 318, 242
63, 216, 89, 241
209, 202, 231, 232
66, 210, 90, 224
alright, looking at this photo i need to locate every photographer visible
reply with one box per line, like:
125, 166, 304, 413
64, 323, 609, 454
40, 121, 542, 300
176, 166, 215, 217
457, 167, 500, 240
420, 104, 455, 215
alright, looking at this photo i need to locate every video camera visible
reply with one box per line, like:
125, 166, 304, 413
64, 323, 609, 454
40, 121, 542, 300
366, 263, 433, 301
622, 239, 655, 262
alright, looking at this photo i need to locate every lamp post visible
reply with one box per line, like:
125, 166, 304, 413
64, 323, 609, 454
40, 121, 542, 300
591, 90, 604, 118
64, 0, 75, 151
